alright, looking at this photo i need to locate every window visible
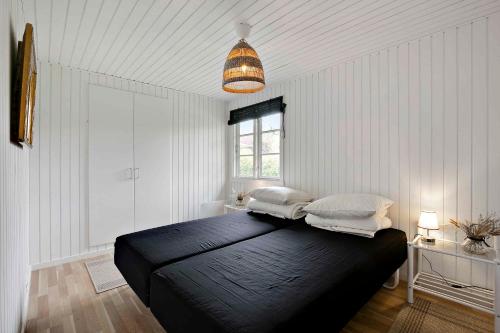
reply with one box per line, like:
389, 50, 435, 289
235, 113, 282, 179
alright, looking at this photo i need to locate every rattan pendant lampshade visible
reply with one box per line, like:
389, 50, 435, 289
222, 23, 265, 94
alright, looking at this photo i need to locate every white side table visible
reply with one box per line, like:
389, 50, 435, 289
407, 235, 499, 332
224, 204, 248, 214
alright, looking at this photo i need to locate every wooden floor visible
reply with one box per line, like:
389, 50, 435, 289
26, 254, 494, 333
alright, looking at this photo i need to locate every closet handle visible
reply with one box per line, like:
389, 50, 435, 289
127, 168, 134, 180
134, 168, 140, 179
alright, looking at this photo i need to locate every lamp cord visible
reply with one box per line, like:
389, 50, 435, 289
421, 254, 478, 289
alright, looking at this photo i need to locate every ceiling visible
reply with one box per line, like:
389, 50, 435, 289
23, 0, 500, 100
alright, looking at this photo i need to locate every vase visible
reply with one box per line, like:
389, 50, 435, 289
462, 238, 488, 255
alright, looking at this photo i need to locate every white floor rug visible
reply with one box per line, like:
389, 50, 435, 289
85, 258, 127, 293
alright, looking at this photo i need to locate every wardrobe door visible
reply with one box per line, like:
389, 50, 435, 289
133, 94, 171, 231
89, 85, 135, 246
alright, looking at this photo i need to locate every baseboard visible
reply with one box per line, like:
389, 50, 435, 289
31, 248, 114, 271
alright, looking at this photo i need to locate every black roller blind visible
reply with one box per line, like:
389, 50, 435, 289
228, 96, 286, 125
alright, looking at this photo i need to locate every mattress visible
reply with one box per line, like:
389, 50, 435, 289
114, 211, 293, 305
150, 223, 407, 333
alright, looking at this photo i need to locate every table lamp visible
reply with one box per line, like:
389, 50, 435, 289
418, 211, 439, 243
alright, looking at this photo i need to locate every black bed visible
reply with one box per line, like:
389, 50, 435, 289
114, 211, 294, 305
149, 222, 407, 333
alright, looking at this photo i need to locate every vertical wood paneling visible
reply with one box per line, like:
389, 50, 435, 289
388, 46, 400, 230
443, 26, 459, 279
338, 64, 346, 193
172, 91, 179, 224
29, 63, 226, 266
1, 0, 30, 332
361, 55, 371, 193
408, 39, 420, 241
70, 70, 81, 256
312, 72, 319, 196
39, 62, 51, 263
318, 71, 326, 197
456, 23, 473, 284
79, 70, 90, 254
332, 69, 339, 194
379, 50, 389, 199
431, 32, 446, 276
345, 64, 354, 193
324, 70, 333, 195
488, 13, 500, 287
50, 57, 62, 260
398, 42, 410, 237
471, 18, 489, 288
29, 58, 41, 265
60, 68, 71, 258
370, 54, 379, 194
228, 17, 500, 286
306, 74, 314, 194
301, 77, 307, 191
353, 60, 363, 194
419, 35, 434, 272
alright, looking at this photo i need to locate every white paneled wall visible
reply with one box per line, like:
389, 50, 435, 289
228, 15, 500, 289
0, 0, 30, 332
29, 63, 227, 266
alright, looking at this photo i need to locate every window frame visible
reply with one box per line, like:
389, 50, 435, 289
234, 114, 283, 180
235, 119, 257, 179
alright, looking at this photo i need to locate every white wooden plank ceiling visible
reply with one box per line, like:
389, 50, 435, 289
23, 0, 500, 100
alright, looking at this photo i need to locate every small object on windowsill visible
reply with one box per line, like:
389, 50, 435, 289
235, 191, 247, 207
449, 212, 500, 255
418, 211, 439, 243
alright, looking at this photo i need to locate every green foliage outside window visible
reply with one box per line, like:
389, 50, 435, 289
239, 156, 253, 177
261, 155, 279, 177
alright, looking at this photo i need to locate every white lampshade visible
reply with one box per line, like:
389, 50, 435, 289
418, 211, 439, 230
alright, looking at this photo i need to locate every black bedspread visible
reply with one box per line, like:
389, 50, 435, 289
150, 223, 407, 333
114, 211, 293, 305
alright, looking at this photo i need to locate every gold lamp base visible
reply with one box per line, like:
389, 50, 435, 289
421, 229, 436, 243
421, 237, 436, 243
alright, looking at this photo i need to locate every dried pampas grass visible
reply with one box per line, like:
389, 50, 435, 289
450, 213, 500, 253
449, 213, 500, 239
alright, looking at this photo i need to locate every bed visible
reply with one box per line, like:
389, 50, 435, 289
114, 211, 294, 305
149, 222, 407, 333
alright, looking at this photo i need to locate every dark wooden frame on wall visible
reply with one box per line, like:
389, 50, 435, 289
12, 23, 37, 148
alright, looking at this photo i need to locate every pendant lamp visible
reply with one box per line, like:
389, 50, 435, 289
222, 23, 265, 93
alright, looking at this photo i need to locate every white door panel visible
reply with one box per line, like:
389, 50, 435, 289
89, 85, 134, 246
134, 94, 171, 231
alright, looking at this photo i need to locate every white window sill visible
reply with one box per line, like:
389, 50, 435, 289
231, 178, 283, 184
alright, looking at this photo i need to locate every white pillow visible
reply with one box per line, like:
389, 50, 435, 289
305, 213, 392, 238
305, 213, 392, 232
249, 186, 313, 205
246, 198, 308, 220
304, 193, 393, 219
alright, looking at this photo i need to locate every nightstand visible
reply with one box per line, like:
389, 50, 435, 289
408, 235, 499, 331
224, 204, 248, 214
